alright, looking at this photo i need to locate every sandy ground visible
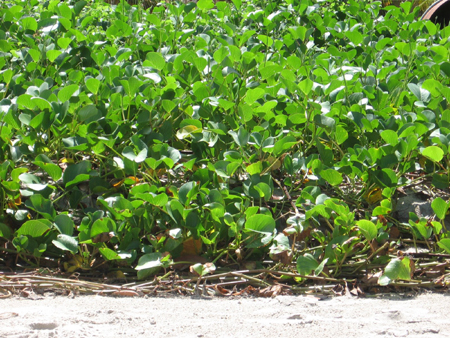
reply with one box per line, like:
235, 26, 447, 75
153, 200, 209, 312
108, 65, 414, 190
1, 292, 449, 338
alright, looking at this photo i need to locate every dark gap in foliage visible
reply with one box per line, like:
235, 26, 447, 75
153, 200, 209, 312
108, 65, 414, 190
422, 0, 450, 27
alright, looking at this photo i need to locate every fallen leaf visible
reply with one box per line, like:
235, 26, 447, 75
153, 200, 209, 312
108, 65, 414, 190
92, 232, 115, 243
111, 290, 141, 297
364, 187, 383, 205
270, 250, 293, 264
389, 226, 400, 239
332, 284, 345, 296
181, 237, 202, 255
259, 284, 286, 297
214, 285, 232, 296
361, 271, 382, 285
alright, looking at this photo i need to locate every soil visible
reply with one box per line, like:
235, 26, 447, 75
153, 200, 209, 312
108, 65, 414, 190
1, 292, 449, 338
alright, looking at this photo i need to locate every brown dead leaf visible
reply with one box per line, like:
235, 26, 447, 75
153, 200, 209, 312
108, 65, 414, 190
297, 228, 312, 241
377, 215, 388, 227
259, 284, 285, 297
409, 257, 416, 278
181, 237, 202, 255
270, 250, 292, 264
332, 284, 345, 296
353, 242, 365, 251
237, 285, 258, 296
111, 290, 141, 297
214, 285, 232, 296
389, 226, 400, 239
361, 271, 382, 285
349, 288, 359, 296
350, 280, 365, 297
92, 232, 115, 243
370, 239, 379, 253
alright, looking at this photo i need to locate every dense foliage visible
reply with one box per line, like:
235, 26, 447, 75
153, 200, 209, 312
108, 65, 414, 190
1, 0, 450, 288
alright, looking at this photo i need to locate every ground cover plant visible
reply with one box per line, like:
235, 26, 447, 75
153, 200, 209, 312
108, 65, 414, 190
1, 0, 450, 296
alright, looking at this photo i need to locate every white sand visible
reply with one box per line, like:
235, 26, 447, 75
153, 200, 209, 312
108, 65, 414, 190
1, 292, 449, 338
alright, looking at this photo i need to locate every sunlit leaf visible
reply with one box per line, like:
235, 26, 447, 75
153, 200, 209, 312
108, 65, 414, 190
52, 234, 78, 254
356, 220, 377, 241
421, 146, 444, 163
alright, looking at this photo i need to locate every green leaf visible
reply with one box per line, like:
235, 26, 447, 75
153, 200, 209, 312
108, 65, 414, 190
229, 127, 249, 147
135, 252, 163, 270
78, 105, 101, 123
54, 214, 74, 236
197, 0, 215, 10
90, 217, 116, 239
25, 195, 56, 220
432, 197, 448, 220
254, 182, 271, 200
21, 17, 38, 31
380, 130, 398, 146
407, 83, 430, 102
190, 262, 216, 276
0, 40, 12, 53
314, 114, 335, 131
213, 46, 229, 63
85, 78, 101, 95
244, 88, 265, 105
179, 181, 197, 206
320, 169, 343, 186
245, 214, 275, 234
298, 78, 313, 96
345, 30, 363, 45
438, 238, 450, 254
63, 161, 91, 188
0, 223, 11, 239
46, 50, 62, 63
246, 162, 262, 175
99, 247, 121, 260
4, 110, 21, 130
57, 3, 73, 19
314, 258, 328, 276
58, 84, 79, 102
335, 125, 348, 145
32, 98, 52, 111
52, 234, 78, 254
231, 0, 241, 9
259, 65, 282, 79
19, 173, 47, 191
374, 168, 398, 188
16, 220, 52, 237
145, 52, 165, 70
34, 161, 62, 181
74, 0, 87, 15
257, 34, 273, 47
421, 146, 444, 163
356, 220, 377, 241
123, 146, 148, 163
378, 258, 411, 286
422, 78, 443, 97
296, 253, 318, 275
57, 37, 72, 49
273, 136, 297, 156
